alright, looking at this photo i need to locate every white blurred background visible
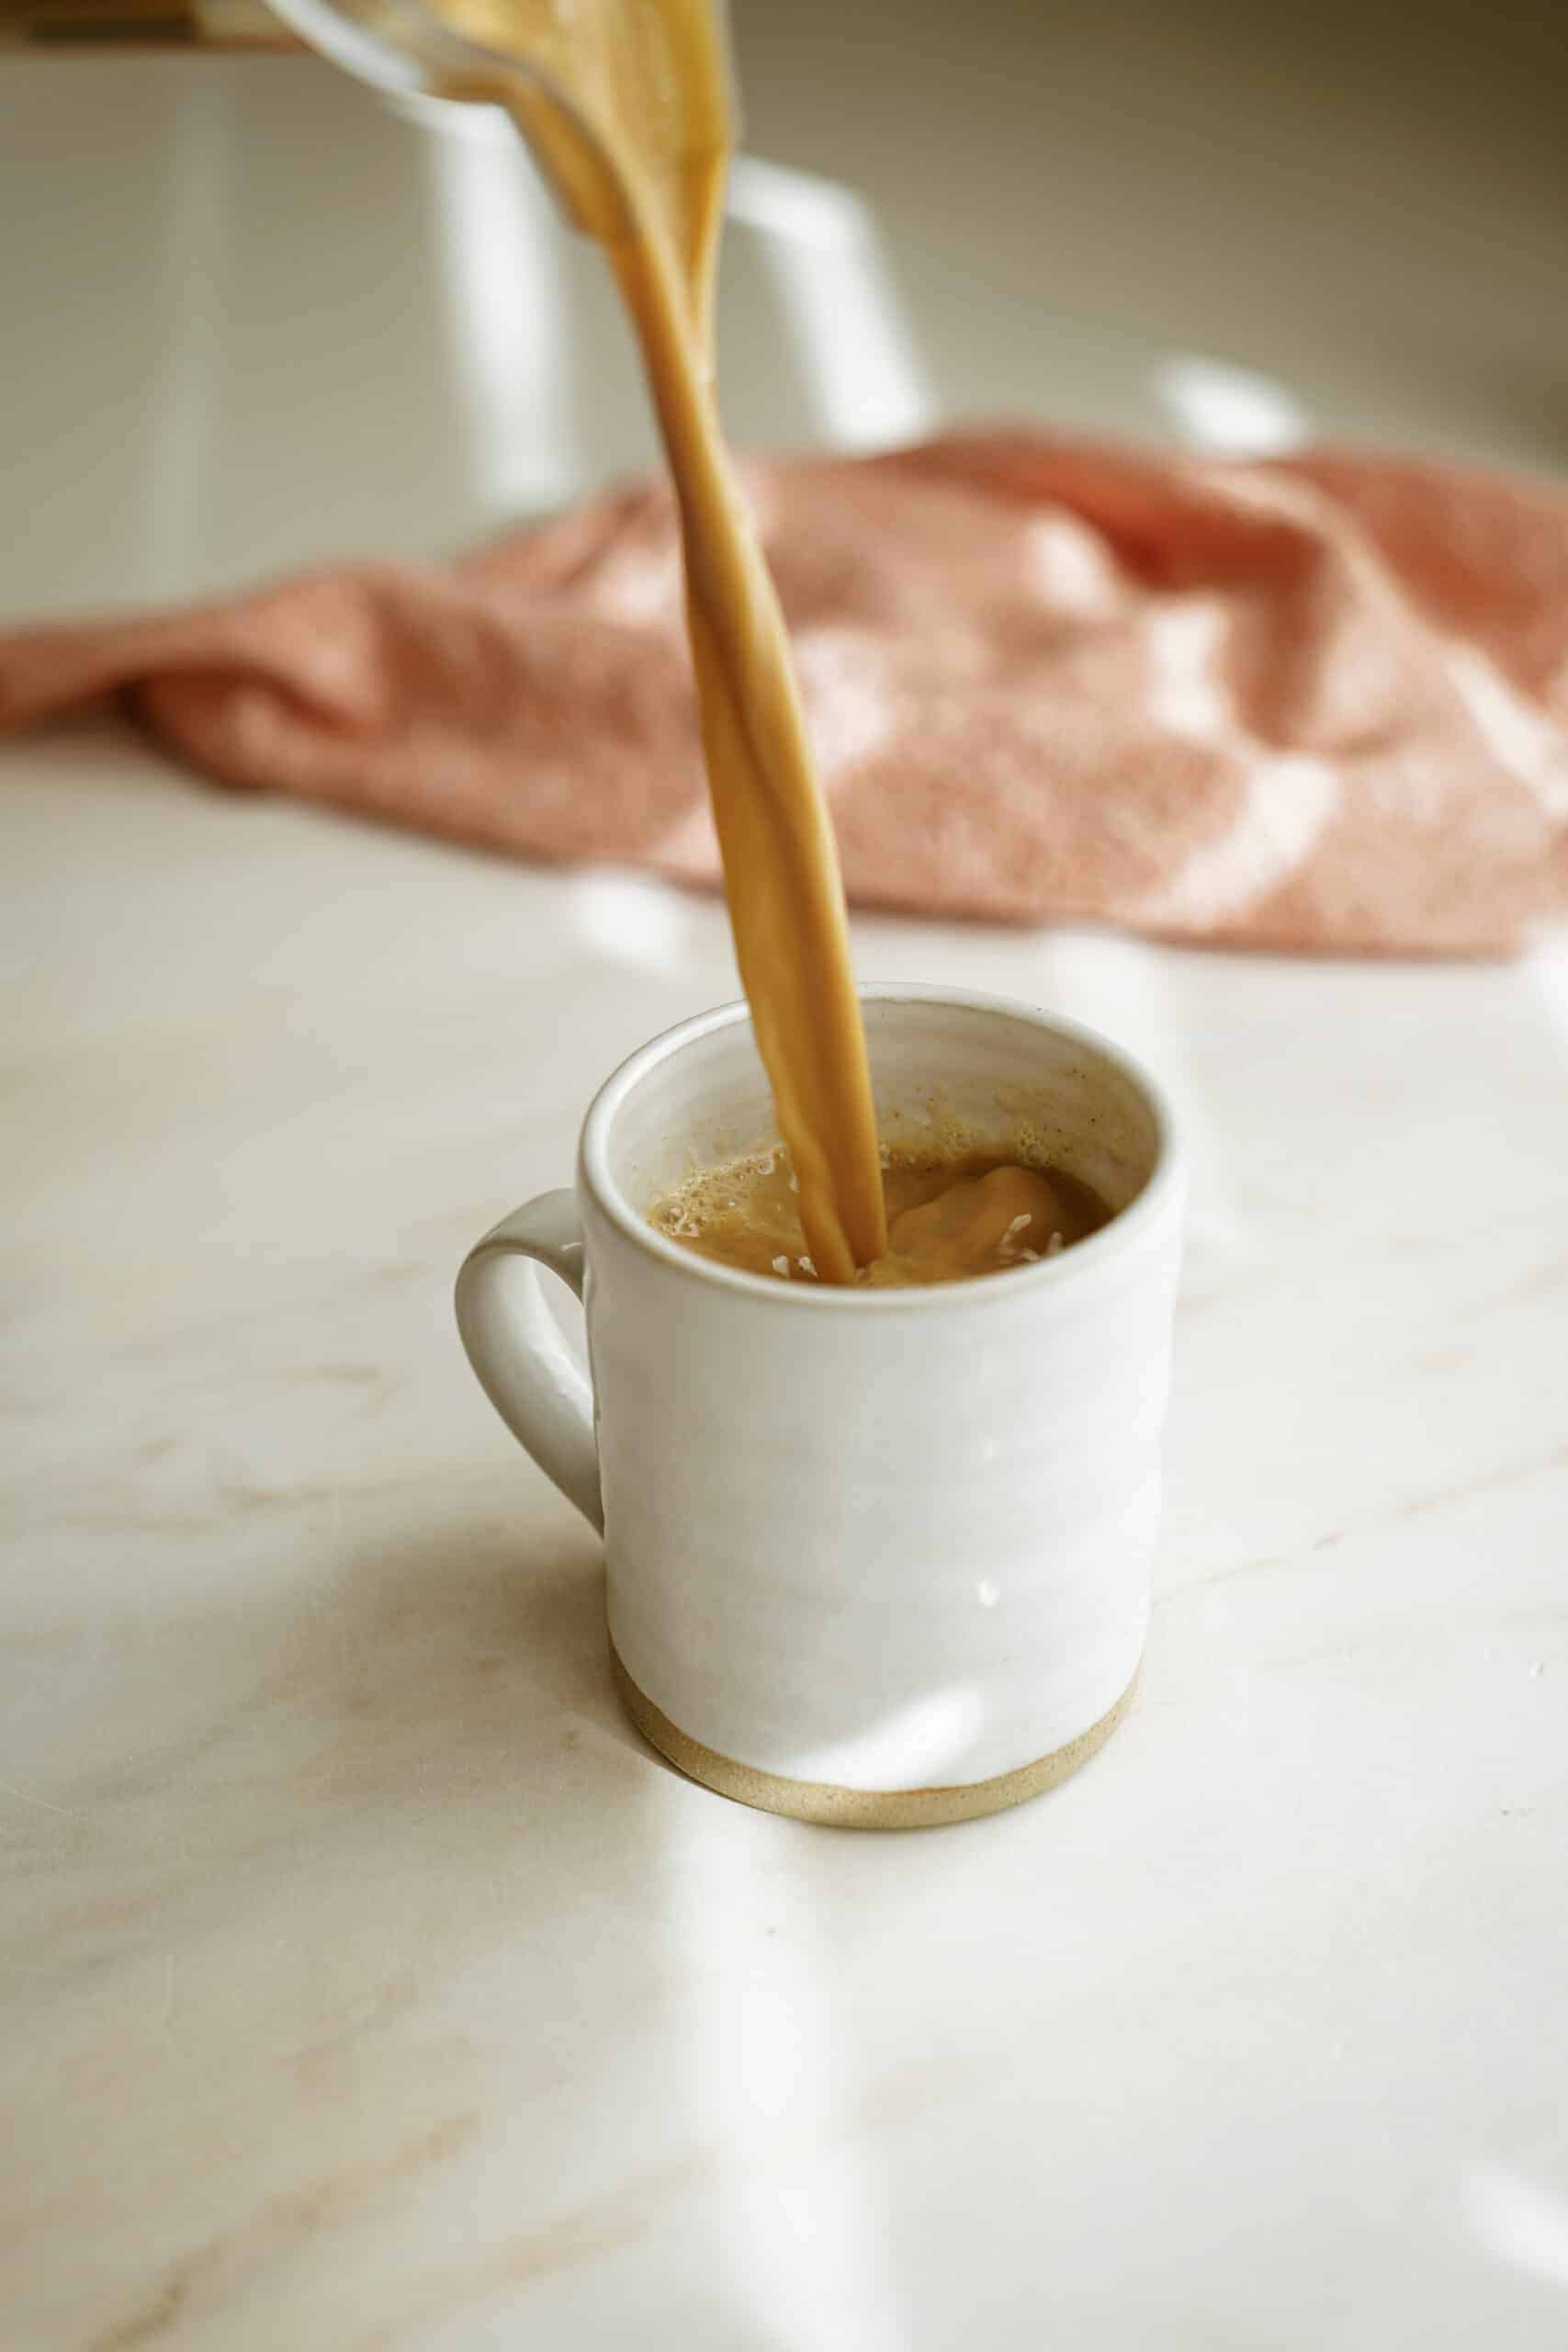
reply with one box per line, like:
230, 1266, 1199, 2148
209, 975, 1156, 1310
2, 0, 1565, 618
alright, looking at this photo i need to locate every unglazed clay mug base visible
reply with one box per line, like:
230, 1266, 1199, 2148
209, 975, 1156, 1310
456, 989, 1185, 1828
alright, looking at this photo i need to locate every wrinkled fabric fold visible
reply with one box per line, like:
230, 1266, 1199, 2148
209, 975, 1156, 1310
3, 427, 1565, 953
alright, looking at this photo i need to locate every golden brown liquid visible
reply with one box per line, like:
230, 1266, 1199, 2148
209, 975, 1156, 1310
443, 5, 1090, 1285
651, 1150, 1111, 1289
439, 1, 885, 1282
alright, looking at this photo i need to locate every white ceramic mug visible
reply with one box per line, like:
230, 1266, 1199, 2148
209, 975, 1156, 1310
457, 987, 1184, 1827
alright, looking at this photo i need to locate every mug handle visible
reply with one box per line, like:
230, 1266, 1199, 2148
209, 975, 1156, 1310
455, 1190, 604, 1532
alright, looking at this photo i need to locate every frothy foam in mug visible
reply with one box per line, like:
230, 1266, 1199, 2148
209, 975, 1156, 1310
650, 1148, 1111, 1289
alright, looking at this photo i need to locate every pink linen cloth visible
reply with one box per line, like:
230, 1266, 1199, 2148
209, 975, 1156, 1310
3, 427, 1565, 953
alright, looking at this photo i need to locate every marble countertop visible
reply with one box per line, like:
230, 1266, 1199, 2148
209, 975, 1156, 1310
4, 9, 1567, 2346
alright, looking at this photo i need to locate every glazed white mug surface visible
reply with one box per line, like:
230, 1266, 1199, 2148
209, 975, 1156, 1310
456, 987, 1184, 1827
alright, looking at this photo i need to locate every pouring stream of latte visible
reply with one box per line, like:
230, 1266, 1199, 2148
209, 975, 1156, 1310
440, 0, 887, 1281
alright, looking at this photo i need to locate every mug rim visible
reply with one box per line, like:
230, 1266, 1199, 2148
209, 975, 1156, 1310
577, 984, 1184, 1311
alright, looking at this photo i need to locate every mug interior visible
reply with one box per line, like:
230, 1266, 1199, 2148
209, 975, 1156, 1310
592, 989, 1168, 1237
